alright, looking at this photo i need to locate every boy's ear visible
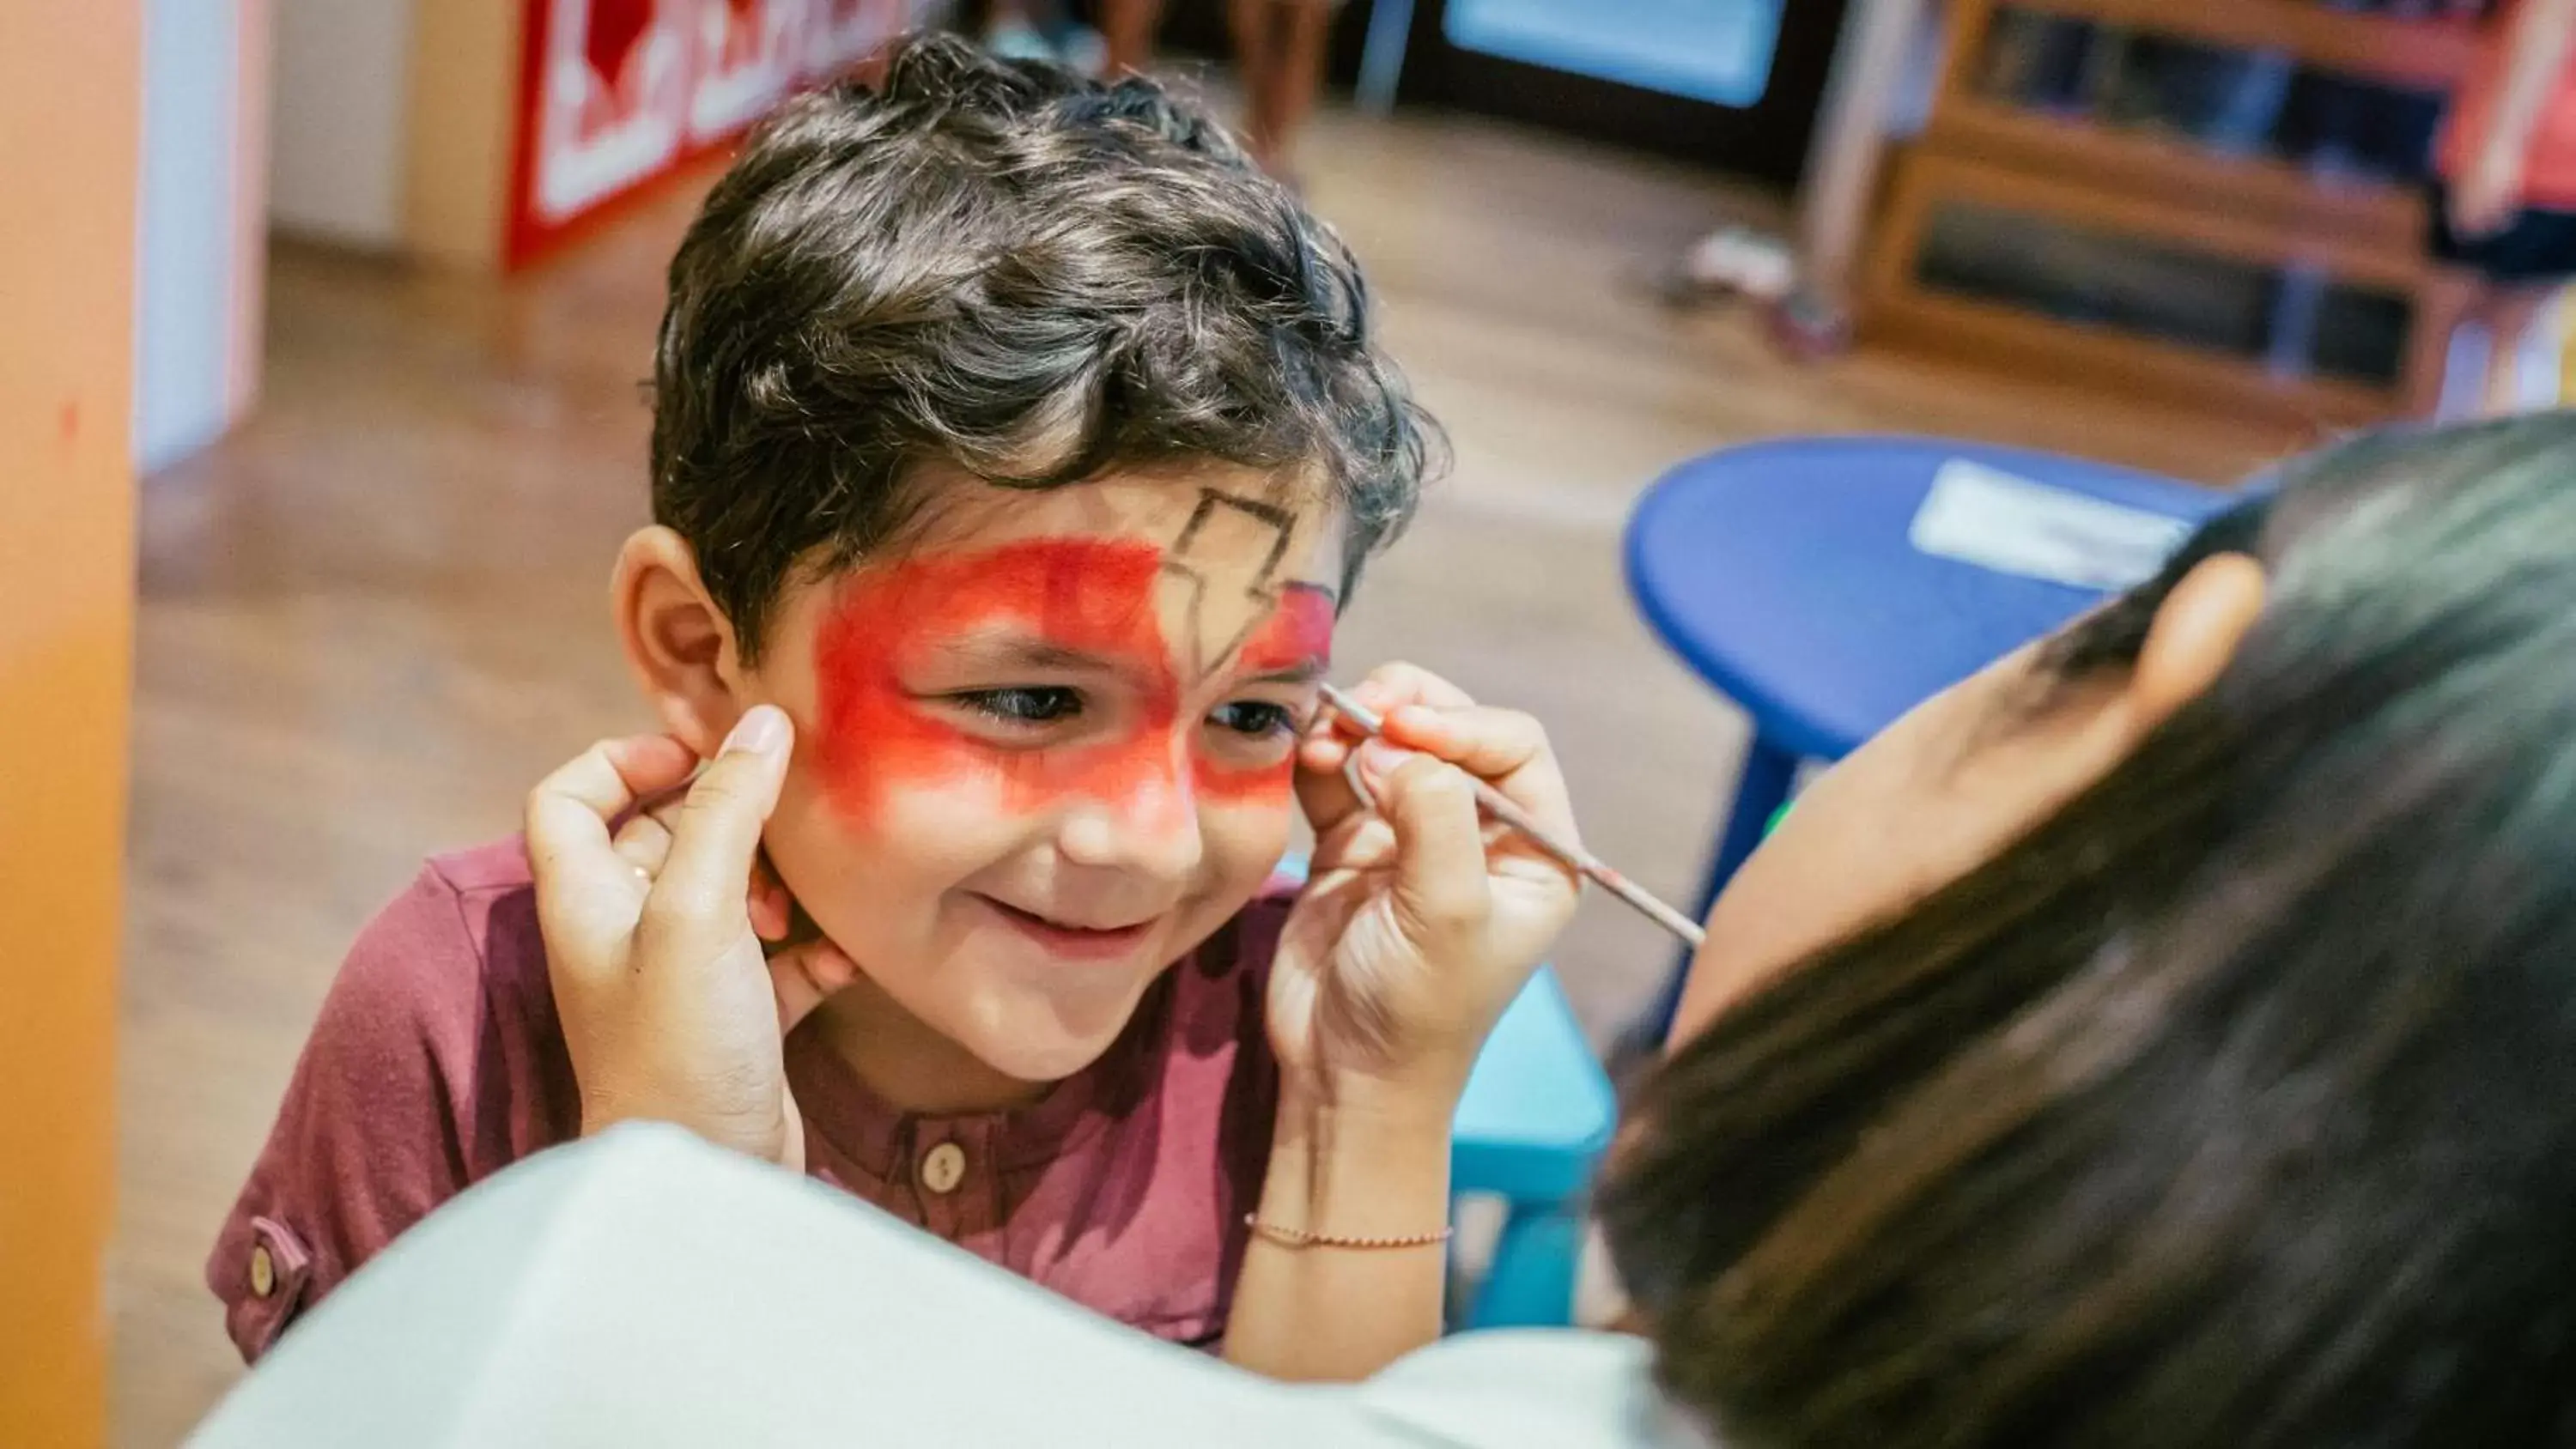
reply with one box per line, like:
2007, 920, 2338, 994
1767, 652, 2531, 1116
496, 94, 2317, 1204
612, 526, 744, 759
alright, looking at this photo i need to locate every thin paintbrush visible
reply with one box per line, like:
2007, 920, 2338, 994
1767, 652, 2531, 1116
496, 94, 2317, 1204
1317, 682, 1709, 950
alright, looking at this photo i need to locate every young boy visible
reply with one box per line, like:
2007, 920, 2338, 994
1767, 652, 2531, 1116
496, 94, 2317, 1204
209, 34, 1582, 1381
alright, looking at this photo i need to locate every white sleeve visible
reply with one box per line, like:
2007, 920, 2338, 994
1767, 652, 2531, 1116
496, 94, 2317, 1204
1355, 1331, 1711, 1449
191, 1126, 1344, 1448
189, 1126, 1692, 1449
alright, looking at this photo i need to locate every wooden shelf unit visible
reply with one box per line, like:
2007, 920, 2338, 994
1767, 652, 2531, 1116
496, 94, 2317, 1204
1926, 100, 2427, 253
1868, 150, 2416, 427
1863, 0, 2477, 424
1984, 0, 2480, 92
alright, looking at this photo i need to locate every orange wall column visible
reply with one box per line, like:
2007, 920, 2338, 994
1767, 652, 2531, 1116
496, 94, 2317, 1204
0, 4, 142, 1446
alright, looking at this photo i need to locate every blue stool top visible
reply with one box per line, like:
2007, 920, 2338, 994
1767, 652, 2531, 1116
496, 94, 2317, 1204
1625, 437, 2233, 761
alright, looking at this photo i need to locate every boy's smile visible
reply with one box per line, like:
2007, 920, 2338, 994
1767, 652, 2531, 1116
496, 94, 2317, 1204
736, 468, 1342, 1104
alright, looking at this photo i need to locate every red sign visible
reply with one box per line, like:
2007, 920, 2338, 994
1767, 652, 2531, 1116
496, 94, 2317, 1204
506, 0, 910, 269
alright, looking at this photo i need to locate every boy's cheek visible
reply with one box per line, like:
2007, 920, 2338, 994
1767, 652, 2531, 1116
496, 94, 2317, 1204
777, 757, 1008, 860
1194, 753, 1299, 804
803, 699, 1023, 834
761, 767, 997, 925
755, 779, 864, 926
1203, 790, 1302, 875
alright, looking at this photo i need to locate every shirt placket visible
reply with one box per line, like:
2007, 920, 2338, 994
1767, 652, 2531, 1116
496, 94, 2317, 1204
902, 1115, 999, 1245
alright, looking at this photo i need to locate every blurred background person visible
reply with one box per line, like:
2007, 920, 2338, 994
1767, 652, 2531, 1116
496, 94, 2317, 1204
2423, 0, 2576, 415
1101, 0, 1340, 177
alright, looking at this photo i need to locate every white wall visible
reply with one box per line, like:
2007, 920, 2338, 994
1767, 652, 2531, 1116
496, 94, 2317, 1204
137, 0, 245, 471
267, 0, 416, 246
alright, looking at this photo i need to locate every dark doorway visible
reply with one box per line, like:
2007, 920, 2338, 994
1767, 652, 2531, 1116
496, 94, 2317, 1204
1070, 0, 1854, 188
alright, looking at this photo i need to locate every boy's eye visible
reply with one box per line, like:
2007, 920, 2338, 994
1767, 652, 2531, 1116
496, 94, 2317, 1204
957, 687, 1084, 724
1210, 700, 1297, 738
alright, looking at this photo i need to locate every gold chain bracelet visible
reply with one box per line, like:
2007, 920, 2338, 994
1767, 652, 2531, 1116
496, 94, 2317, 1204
1244, 1214, 1455, 1250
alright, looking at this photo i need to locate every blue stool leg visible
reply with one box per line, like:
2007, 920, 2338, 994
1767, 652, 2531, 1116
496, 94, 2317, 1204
1467, 1197, 1584, 1329
1641, 737, 1799, 1045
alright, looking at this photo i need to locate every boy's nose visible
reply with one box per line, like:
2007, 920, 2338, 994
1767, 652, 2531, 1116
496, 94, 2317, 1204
1056, 746, 1204, 882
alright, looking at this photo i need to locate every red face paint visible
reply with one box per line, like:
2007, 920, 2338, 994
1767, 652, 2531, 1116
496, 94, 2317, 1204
811, 539, 1334, 828
1234, 582, 1337, 676
1194, 581, 1338, 803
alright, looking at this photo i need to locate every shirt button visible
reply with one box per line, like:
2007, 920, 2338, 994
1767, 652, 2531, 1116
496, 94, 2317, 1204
919, 1140, 967, 1196
248, 1245, 276, 1300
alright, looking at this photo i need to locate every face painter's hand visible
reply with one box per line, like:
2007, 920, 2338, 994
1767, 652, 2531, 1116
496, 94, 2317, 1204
634, 789, 799, 945
526, 706, 855, 1172
1272, 664, 1583, 1105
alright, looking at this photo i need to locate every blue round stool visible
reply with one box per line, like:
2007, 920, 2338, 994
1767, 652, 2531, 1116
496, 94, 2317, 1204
1625, 436, 2233, 1040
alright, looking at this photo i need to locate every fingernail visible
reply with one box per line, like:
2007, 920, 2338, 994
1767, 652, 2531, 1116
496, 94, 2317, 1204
723, 704, 788, 759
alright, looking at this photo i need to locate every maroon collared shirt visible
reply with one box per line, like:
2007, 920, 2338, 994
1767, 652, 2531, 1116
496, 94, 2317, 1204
210, 838, 1289, 1361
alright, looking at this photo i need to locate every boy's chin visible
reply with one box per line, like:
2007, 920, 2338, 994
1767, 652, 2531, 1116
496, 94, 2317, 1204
954, 992, 1151, 1086
962, 1028, 1126, 1087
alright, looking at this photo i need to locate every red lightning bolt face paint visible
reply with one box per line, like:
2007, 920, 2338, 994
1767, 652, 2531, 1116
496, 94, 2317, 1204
811, 539, 1334, 829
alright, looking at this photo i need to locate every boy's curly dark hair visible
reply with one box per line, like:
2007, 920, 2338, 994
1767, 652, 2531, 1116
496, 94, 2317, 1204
651, 33, 1437, 660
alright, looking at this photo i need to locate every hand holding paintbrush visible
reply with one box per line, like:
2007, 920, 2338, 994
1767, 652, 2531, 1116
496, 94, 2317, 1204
1316, 681, 1709, 951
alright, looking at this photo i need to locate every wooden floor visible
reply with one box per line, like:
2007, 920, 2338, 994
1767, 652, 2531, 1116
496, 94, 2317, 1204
115, 102, 2292, 1445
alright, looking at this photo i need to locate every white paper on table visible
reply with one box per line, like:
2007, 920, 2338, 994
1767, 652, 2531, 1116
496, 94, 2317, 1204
1908, 458, 2193, 591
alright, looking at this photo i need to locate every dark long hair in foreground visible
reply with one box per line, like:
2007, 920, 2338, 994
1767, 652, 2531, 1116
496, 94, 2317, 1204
1603, 415, 2576, 1447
